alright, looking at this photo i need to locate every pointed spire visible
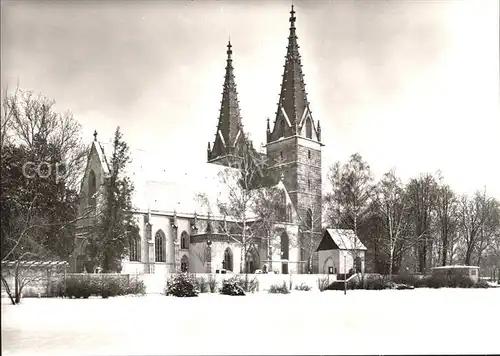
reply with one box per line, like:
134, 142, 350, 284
208, 41, 245, 163
270, 4, 312, 140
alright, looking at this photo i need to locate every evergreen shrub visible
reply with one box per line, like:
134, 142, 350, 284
165, 273, 199, 297
268, 282, 289, 294
220, 277, 245, 296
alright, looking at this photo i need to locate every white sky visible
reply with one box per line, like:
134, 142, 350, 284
2, 0, 499, 198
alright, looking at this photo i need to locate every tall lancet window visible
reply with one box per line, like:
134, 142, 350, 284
130, 236, 141, 262
306, 209, 313, 231
88, 170, 96, 206
155, 230, 166, 262
306, 118, 312, 139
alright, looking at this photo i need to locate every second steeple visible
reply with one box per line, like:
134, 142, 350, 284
207, 41, 245, 164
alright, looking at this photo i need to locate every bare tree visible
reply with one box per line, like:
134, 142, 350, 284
2, 88, 86, 190
475, 191, 499, 267
251, 183, 284, 272
406, 173, 438, 273
375, 170, 411, 277
325, 153, 375, 239
1, 84, 19, 149
1, 196, 90, 305
198, 136, 270, 274
324, 153, 375, 274
298, 203, 323, 273
434, 180, 458, 266
458, 192, 487, 265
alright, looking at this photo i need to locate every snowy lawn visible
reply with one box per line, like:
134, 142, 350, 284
2, 288, 499, 355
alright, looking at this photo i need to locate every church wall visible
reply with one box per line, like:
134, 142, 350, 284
210, 241, 242, 273
188, 242, 206, 272
177, 217, 191, 252
148, 214, 174, 272
268, 225, 301, 274
318, 250, 341, 274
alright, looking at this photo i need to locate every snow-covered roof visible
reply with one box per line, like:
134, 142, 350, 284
432, 265, 479, 270
86, 141, 284, 221
325, 229, 367, 251
93, 140, 110, 175
131, 162, 245, 220
1, 260, 69, 268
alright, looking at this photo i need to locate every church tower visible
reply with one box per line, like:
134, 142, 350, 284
207, 41, 246, 166
266, 5, 323, 265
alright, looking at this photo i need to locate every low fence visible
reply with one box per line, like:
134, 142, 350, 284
1, 271, 141, 298
1, 261, 69, 298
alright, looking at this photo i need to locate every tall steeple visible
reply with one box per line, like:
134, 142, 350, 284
208, 41, 245, 163
267, 5, 315, 142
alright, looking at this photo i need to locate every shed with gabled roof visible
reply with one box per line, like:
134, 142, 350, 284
316, 229, 366, 275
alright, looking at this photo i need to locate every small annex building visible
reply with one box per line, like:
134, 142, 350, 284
316, 229, 367, 275
431, 265, 480, 283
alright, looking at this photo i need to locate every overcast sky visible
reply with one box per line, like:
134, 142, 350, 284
2, 0, 499, 198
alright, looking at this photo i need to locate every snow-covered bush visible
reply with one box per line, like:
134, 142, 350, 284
317, 277, 330, 292
196, 276, 208, 293
269, 282, 289, 294
242, 275, 259, 293
415, 275, 475, 289
65, 278, 97, 298
220, 278, 245, 296
57, 276, 143, 298
390, 274, 421, 287
125, 279, 146, 295
207, 274, 218, 293
475, 279, 490, 288
224, 275, 258, 293
363, 276, 385, 290
294, 283, 312, 291
100, 279, 122, 298
165, 273, 199, 297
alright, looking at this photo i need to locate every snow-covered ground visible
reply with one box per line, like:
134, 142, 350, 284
2, 288, 499, 355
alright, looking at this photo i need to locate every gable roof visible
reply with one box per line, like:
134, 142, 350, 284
79, 140, 110, 195
317, 229, 367, 252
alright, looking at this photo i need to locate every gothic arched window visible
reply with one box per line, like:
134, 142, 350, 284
129, 236, 141, 262
181, 231, 189, 250
88, 170, 96, 206
223, 247, 233, 271
181, 255, 189, 272
287, 204, 292, 223
155, 230, 166, 262
306, 118, 312, 139
276, 191, 287, 221
306, 209, 313, 231
280, 119, 286, 137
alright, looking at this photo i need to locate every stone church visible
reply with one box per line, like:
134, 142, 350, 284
72, 5, 324, 276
